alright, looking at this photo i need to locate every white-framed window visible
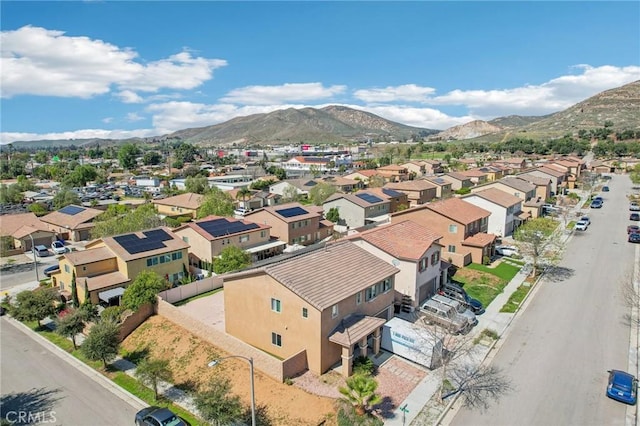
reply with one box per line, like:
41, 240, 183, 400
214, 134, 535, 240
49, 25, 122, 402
271, 298, 281, 313
448, 224, 458, 233
448, 245, 456, 253
271, 332, 282, 347
64, 264, 70, 273
418, 258, 428, 272
355, 291, 362, 305
331, 304, 339, 318
431, 251, 440, 265
260, 231, 266, 238
365, 285, 378, 301
302, 307, 308, 318
59, 281, 65, 291
383, 278, 392, 293
239, 235, 249, 243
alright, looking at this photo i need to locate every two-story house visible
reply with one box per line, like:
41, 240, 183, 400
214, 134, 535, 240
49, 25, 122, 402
365, 187, 410, 213
459, 169, 489, 185
174, 215, 285, 267
383, 179, 437, 206
323, 191, 391, 229
243, 203, 333, 247
463, 188, 526, 237
152, 192, 204, 219
314, 176, 363, 193
424, 176, 453, 199
400, 161, 426, 178
422, 160, 445, 175
52, 227, 189, 305
524, 166, 567, 195
222, 240, 400, 377
269, 178, 317, 200
343, 169, 381, 186
516, 173, 552, 203
349, 220, 445, 307
441, 172, 473, 191
376, 164, 410, 182
39, 205, 104, 242
391, 198, 495, 267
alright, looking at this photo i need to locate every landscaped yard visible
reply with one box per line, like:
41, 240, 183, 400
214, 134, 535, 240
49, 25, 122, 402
451, 261, 521, 308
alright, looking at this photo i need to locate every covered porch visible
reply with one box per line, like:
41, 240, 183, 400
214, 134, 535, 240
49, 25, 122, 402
329, 315, 386, 377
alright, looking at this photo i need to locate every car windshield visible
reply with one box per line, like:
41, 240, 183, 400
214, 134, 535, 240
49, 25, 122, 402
612, 373, 633, 391
163, 416, 182, 426
53, 242, 63, 247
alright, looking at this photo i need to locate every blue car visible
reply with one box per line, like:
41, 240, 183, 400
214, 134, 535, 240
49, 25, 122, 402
591, 200, 603, 209
607, 370, 638, 405
43, 264, 60, 277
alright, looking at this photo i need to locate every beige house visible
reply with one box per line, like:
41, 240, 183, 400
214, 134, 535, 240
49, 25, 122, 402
52, 227, 189, 305
459, 169, 489, 185
0, 212, 55, 251
400, 161, 427, 177
516, 173, 552, 202
366, 187, 410, 213
376, 164, 410, 182
243, 202, 333, 247
223, 240, 400, 377
174, 215, 285, 267
152, 192, 204, 218
383, 179, 438, 206
424, 176, 453, 199
349, 220, 445, 307
40, 205, 103, 241
343, 169, 381, 186
441, 172, 473, 191
391, 198, 495, 267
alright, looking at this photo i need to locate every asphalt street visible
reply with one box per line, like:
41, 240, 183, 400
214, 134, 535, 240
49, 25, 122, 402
452, 174, 638, 426
0, 318, 141, 425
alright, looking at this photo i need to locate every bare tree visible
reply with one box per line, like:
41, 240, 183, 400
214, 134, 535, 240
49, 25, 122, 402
619, 268, 640, 326
445, 363, 513, 411
514, 217, 564, 277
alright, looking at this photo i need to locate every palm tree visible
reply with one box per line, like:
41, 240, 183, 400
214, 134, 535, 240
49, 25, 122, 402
338, 374, 382, 416
235, 187, 252, 209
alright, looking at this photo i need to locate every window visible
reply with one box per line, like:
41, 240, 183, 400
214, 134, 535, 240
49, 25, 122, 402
355, 292, 362, 305
302, 307, 308, 318
365, 285, 378, 301
182, 236, 189, 243
448, 224, 458, 233
382, 278, 392, 293
160, 255, 166, 264
431, 251, 440, 265
418, 258, 428, 272
448, 245, 456, 253
64, 264, 70, 273
172, 252, 182, 261
59, 281, 65, 291
239, 235, 249, 243
271, 298, 281, 313
260, 231, 266, 238
271, 332, 282, 347
331, 305, 339, 318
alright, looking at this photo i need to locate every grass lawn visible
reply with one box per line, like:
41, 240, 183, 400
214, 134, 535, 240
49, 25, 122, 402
566, 220, 576, 230
173, 288, 222, 307
453, 261, 521, 308
500, 284, 533, 313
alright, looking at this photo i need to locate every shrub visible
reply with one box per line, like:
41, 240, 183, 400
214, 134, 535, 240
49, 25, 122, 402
353, 356, 375, 376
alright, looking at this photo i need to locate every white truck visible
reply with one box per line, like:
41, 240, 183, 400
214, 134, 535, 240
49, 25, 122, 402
381, 317, 444, 370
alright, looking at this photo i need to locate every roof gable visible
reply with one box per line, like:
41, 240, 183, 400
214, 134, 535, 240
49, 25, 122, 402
353, 220, 442, 261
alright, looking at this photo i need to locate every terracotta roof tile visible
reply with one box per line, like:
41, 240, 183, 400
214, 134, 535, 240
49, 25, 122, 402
352, 220, 442, 261
465, 188, 522, 208
462, 233, 496, 247
85, 271, 130, 291
152, 192, 204, 210
64, 247, 116, 266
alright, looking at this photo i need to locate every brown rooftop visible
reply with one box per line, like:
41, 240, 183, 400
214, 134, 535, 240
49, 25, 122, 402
152, 192, 204, 210
462, 232, 496, 248
85, 271, 130, 291
384, 179, 437, 191
352, 220, 442, 261
0, 212, 50, 237
40, 205, 103, 230
466, 188, 522, 208
101, 227, 189, 262
64, 247, 116, 266
424, 197, 491, 225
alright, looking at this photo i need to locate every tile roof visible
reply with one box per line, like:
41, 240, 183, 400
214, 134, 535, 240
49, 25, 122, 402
152, 192, 204, 209
536, 166, 565, 178
40, 205, 103, 230
466, 188, 522, 208
424, 197, 491, 224
498, 177, 536, 193
260, 241, 400, 311
460, 169, 489, 178
100, 227, 189, 262
245, 202, 322, 223
377, 164, 407, 172
517, 173, 552, 186
181, 215, 270, 241
329, 315, 387, 346
424, 176, 451, 186
64, 247, 116, 266
443, 172, 471, 182
384, 179, 437, 191
351, 220, 442, 261
462, 232, 496, 247
0, 212, 50, 236
85, 271, 130, 291
13, 225, 55, 239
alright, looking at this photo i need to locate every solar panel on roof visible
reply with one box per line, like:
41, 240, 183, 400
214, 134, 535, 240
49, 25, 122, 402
356, 193, 383, 204
198, 218, 259, 238
275, 206, 308, 218
381, 188, 402, 197
143, 229, 172, 241
114, 228, 172, 255
59, 205, 86, 215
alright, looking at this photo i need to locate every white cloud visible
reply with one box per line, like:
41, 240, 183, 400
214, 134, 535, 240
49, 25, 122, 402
220, 82, 346, 105
116, 90, 144, 104
0, 128, 157, 144
353, 84, 436, 103
0, 26, 227, 99
126, 112, 144, 122
102, 117, 113, 124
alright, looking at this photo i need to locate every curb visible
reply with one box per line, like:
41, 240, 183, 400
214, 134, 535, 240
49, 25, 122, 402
4, 316, 148, 411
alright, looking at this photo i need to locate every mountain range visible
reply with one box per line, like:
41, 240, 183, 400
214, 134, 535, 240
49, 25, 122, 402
8, 80, 640, 148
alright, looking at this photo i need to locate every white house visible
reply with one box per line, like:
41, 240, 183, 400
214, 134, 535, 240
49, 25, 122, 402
323, 191, 391, 229
463, 188, 525, 237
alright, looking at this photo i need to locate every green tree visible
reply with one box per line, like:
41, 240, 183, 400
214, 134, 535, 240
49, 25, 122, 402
63, 164, 97, 187
11, 288, 59, 327
185, 175, 209, 194
55, 309, 86, 349
83, 279, 90, 305
118, 143, 140, 170
630, 164, 640, 185
122, 270, 166, 311
81, 320, 120, 368
326, 207, 340, 223
235, 187, 252, 204
53, 188, 81, 210
135, 357, 173, 401
28, 202, 49, 216
142, 151, 162, 166
309, 182, 337, 206
197, 187, 234, 219
214, 246, 251, 274
338, 374, 382, 416
514, 217, 561, 277
71, 271, 79, 308
91, 203, 164, 239
194, 376, 244, 426
367, 175, 385, 188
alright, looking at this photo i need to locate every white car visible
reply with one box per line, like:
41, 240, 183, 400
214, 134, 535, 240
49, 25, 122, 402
630, 202, 640, 212
574, 220, 589, 231
496, 245, 519, 257
51, 241, 68, 255
580, 216, 591, 225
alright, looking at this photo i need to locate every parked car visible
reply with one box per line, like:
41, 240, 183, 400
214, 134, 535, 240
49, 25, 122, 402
580, 216, 591, 226
629, 233, 640, 244
135, 406, 186, 426
233, 207, 250, 216
628, 225, 640, 234
591, 200, 603, 209
419, 299, 469, 334
34, 245, 50, 257
606, 370, 638, 405
602, 186, 610, 192
44, 264, 60, 277
574, 220, 589, 231
439, 282, 484, 315
431, 294, 477, 327
51, 241, 68, 255
495, 245, 519, 257
593, 196, 603, 203
631, 213, 640, 221
630, 202, 640, 212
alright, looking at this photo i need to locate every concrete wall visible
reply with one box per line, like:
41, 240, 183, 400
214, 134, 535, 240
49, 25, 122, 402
155, 297, 292, 382
158, 276, 223, 304
118, 303, 154, 341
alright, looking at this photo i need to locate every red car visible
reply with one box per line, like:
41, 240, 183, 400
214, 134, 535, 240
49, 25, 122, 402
628, 225, 640, 234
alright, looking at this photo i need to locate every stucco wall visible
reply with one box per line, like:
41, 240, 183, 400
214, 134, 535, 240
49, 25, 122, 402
158, 276, 223, 304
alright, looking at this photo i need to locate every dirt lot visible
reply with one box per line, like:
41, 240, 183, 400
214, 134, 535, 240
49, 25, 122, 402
122, 315, 337, 425
122, 315, 429, 425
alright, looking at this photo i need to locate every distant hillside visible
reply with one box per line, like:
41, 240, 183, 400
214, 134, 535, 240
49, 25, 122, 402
430, 120, 503, 141
488, 115, 549, 128
167, 106, 439, 146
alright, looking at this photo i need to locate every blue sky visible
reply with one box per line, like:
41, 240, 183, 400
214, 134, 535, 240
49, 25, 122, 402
1, 1, 639, 144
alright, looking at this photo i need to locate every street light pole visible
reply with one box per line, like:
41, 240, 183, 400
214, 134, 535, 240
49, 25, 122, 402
208, 355, 255, 426
27, 233, 39, 282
